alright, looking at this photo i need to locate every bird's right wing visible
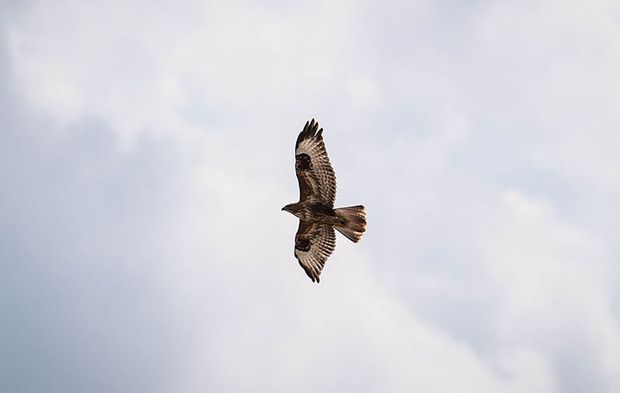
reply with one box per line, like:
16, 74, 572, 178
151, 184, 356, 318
294, 221, 336, 283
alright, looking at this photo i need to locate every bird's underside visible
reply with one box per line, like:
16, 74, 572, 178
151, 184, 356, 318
282, 119, 367, 283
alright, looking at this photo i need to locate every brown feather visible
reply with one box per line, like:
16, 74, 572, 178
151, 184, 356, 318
294, 222, 336, 283
294, 119, 337, 206
286, 119, 366, 283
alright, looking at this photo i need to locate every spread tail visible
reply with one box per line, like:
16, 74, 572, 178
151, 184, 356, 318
334, 205, 366, 242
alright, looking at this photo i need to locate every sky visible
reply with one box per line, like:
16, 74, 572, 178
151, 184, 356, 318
1, 0, 619, 392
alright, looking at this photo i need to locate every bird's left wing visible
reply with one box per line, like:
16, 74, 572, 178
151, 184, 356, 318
294, 221, 336, 283
295, 119, 337, 206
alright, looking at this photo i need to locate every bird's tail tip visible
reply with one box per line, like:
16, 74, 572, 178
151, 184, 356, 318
334, 205, 366, 242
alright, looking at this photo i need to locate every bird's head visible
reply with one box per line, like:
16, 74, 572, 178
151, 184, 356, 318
281, 203, 297, 214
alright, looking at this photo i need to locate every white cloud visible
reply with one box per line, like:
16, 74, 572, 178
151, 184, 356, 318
2, 0, 620, 392
6, 0, 358, 145
480, 190, 620, 392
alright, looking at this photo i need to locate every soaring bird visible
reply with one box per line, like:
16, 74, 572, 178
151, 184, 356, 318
282, 119, 366, 283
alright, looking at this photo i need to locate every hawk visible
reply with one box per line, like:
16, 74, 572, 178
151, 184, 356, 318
282, 119, 367, 283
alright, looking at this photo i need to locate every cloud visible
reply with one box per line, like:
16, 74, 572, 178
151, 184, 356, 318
481, 190, 620, 393
1, 1, 620, 392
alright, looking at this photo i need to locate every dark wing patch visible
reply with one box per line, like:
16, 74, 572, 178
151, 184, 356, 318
295, 153, 320, 201
294, 221, 336, 283
294, 119, 337, 206
296, 153, 312, 170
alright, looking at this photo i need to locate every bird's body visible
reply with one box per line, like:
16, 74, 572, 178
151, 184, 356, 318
283, 201, 343, 225
282, 119, 366, 283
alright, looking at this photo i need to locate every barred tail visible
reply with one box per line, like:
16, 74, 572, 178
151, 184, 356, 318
334, 205, 366, 242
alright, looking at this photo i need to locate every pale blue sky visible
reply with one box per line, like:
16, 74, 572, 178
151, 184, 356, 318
1, 1, 619, 392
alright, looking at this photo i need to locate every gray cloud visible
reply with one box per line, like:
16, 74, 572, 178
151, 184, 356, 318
1, 1, 619, 392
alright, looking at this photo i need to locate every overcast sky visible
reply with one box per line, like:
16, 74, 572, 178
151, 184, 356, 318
1, 1, 619, 392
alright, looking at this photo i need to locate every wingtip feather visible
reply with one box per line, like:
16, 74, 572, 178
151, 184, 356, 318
296, 118, 325, 149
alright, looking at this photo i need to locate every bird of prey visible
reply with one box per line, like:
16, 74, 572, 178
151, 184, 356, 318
282, 119, 366, 283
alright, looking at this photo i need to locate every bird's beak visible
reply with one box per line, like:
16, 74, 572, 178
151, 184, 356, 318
281, 206, 286, 211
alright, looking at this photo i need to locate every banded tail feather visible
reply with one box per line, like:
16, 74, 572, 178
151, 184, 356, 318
334, 205, 366, 242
